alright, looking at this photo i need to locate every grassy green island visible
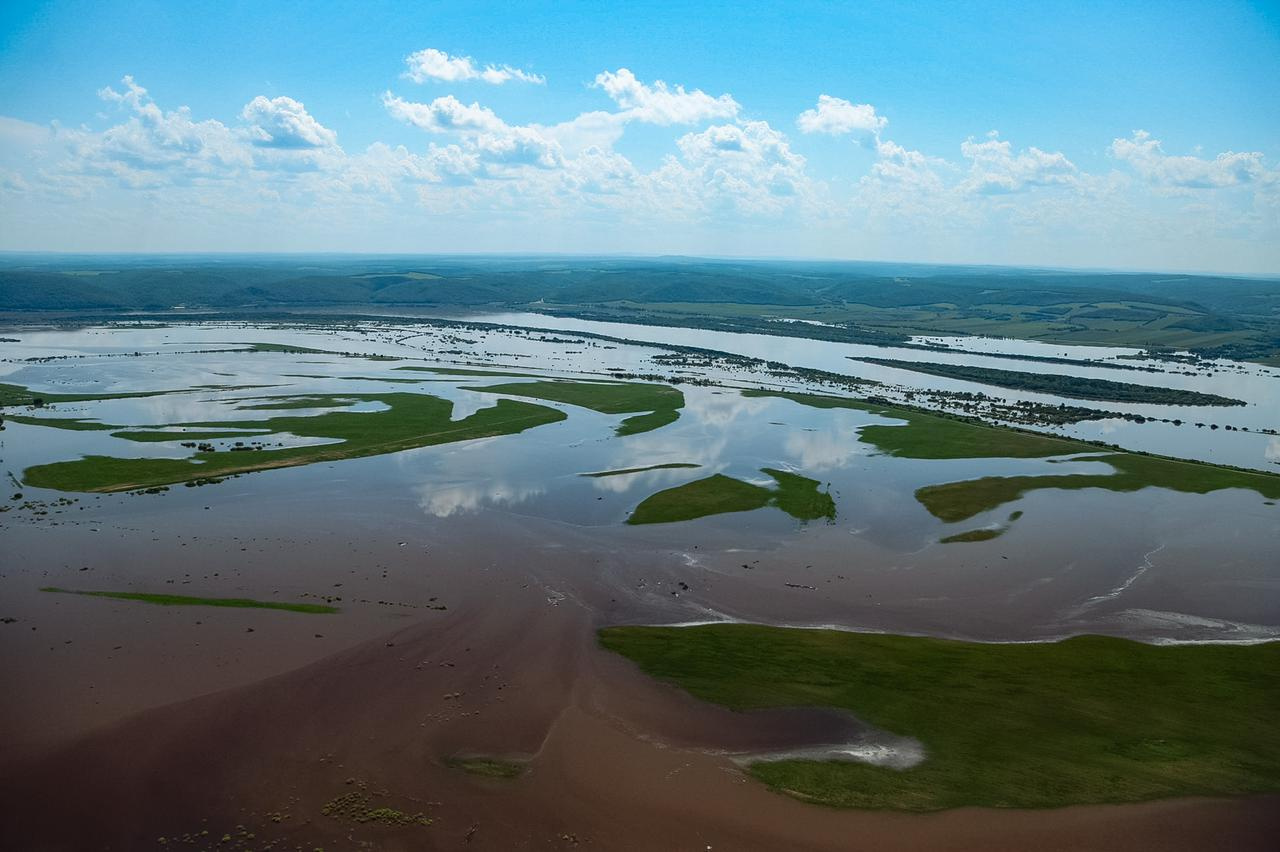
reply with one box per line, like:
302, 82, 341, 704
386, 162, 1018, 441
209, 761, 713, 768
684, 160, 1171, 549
0, 381, 260, 408
627, 468, 835, 524
41, 587, 336, 614
21, 391, 566, 492
745, 389, 1280, 521
444, 756, 527, 779
581, 463, 701, 477
917, 452, 1280, 522
468, 379, 684, 436
939, 527, 1004, 543
599, 623, 1280, 811
853, 358, 1246, 406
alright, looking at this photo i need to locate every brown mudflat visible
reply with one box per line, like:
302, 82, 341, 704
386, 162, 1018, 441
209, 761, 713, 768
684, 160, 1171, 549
2, 585, 1277, 851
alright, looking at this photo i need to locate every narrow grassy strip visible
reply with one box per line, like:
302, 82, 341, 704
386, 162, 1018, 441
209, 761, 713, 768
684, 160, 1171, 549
627, 468, 835, 524
469, 379, 685, 436
1, 380, 276, 411
41, 587, 336, 614
581, 463, 701, 477
444, 757, 527, 779
3, 414, 120, 431
917, 452, 1280, 522
394, 366, 548, 379
22, 392, 566, 492
853, 357, 1246, 406
742, 389, 1088, 459
234, 395, 361, 410
109, 429, 268, 442
599, 623, 1280, 811
939, 527, 1004, 543
1, 382, 186, 408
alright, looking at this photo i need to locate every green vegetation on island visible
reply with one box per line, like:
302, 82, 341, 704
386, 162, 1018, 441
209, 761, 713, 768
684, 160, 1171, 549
745, 389, 1280, 519
742, 389, 1089, 458
917, 452, 1280, 522
394, 365, 548, 379
444, 757, 527, 779
939, 527, 1004, 543
599, 623, 1280, 811
627, 468, 835, 525
1, 381, 190, 408
109, 429, 267, 442
234, 395, 361, 410
22, 392, 566, 492
469, 379, 684, 436
581, 463, 701, 477
41, 587, 336, 614
854, 357, 1246, 406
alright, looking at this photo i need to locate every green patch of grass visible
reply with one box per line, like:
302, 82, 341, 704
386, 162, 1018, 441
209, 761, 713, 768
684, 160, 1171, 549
234, 395, 360, 411
394, 365, 547, 378
445, 757, 527, 779
854, 357, 1245, 406
616, 407, 681, 436
581, 462, 701, 477
40, 587, 336, 614
765, 468, 838, 521
0, 381, 184, 408
470, 379, 684, 436
741, 389, 1280, 519
627, 468, 834, 524
22, 392, 566, 492
918, 452, 1280, 522
109, 429, 267, 442
629, 473, 771, 523
741, 390, 1088, 459
3, 414, 119, 431
321, 790, 431, 826
599, 623, 1280, 811
939, 527, 1004, 543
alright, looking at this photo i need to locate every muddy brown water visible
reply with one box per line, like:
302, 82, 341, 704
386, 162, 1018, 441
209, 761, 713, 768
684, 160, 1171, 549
3, 487, 1278, 850
2, 325, 1278, 849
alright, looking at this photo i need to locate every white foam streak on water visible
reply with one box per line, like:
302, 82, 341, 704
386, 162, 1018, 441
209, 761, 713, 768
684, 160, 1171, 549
1077, 543, 1166, 611
637, 613, 1279, 646
737, 738, 927, 771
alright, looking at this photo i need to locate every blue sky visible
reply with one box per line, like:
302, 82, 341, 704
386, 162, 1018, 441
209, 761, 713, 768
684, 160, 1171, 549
1, 0, 1278, 272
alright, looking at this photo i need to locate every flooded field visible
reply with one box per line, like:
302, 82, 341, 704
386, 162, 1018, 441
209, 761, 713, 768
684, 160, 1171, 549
2, 319, 1278, 850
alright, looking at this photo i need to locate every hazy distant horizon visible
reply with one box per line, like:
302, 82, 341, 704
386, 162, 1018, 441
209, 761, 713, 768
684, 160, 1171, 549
1, 250, 1277, 281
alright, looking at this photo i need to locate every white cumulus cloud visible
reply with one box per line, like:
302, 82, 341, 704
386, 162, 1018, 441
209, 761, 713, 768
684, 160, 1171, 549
797, 95, 887, 140
403, 48, 544, 85
382, 93, 508, 134
960, 132, 1076, 194
383, 93, 562, 170
240, 96, 338, 149
592, 68, 739, 125
1110, 130, 1274, 189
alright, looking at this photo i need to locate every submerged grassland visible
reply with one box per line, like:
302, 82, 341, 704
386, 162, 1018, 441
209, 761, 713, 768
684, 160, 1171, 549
20, 392, 566, 492
581, 463, 701, 477
627, 468, 835, 524
917, 452, 1280, 522
599, 624, 1280, 811
468, 379, 684, 436
853, 357, 1246, 406
746, 389, 1280, 520
41, 587, 336, 614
